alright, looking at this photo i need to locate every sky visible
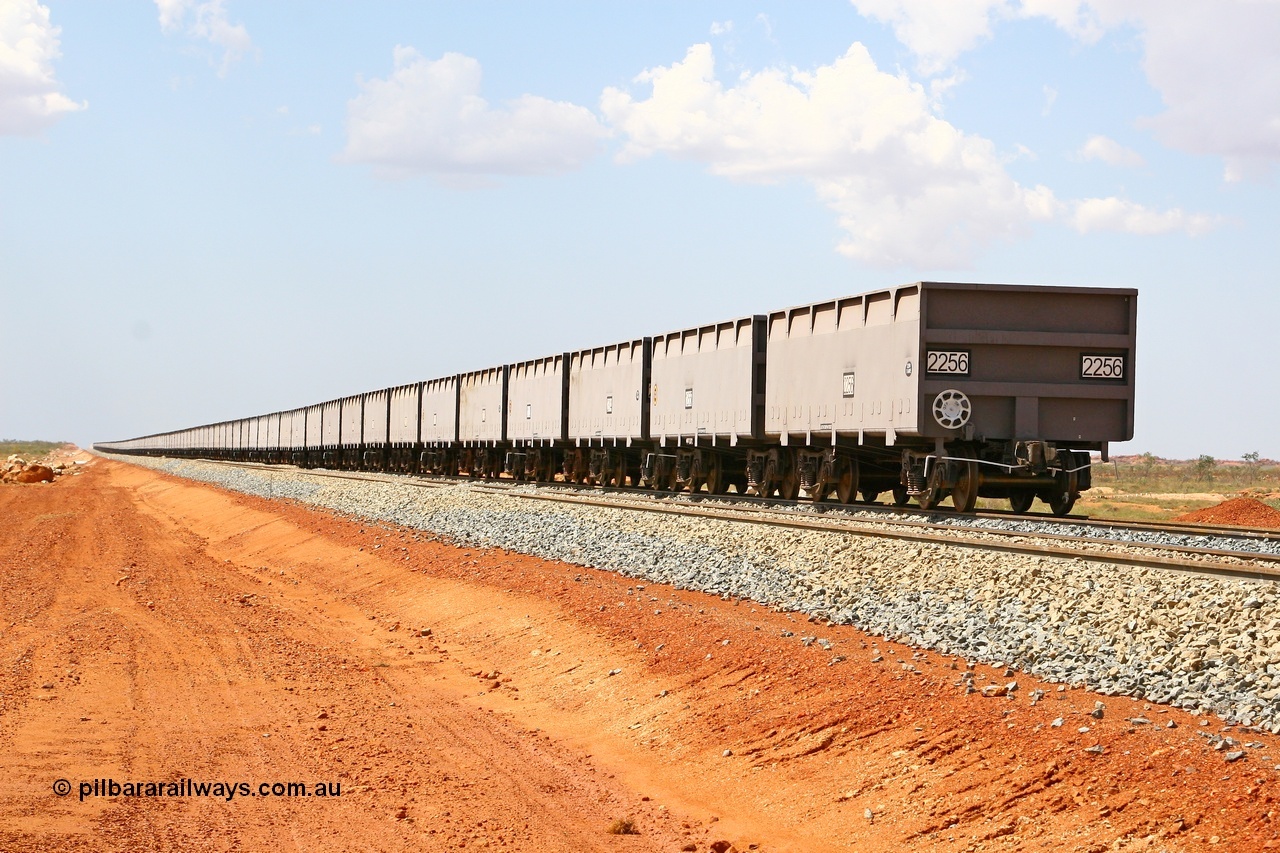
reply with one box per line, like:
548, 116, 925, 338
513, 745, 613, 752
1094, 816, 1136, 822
2, 0, 1278, 460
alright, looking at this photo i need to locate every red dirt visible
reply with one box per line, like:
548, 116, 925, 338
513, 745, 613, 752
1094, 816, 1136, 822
2, 459, 1279, 851
1175, 497, 1280, 529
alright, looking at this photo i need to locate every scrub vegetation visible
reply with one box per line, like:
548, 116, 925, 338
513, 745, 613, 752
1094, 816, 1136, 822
0, 440, 69, 459
1079, 453, 1280, 521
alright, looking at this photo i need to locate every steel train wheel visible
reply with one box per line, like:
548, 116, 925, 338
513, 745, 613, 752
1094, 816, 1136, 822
1048, 492, 1076, 516
950, 460, 979, 513
892, 485, 910, 506
705, 465, 724, 495
779, 469, 801, 501
834, 459, 858, 504
915, 463, 945, 511
1046, 466, 1078, 516
1009, 492, 1034, 513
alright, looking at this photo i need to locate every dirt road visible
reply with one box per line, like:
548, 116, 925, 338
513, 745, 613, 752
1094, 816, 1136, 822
2, 460, 1277, 851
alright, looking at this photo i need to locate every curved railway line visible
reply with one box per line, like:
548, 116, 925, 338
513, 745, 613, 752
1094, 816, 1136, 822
192, 457, 1280, 582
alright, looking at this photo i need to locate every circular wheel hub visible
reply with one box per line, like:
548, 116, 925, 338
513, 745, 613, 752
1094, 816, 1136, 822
932, 389, 972, 430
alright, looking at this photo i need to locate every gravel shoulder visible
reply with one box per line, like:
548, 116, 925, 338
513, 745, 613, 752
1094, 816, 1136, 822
4, 459, 1280, 851
126, 457, 1280, 732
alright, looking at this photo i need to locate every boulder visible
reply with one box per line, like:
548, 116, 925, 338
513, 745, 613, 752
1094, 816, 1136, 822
6, 463, 56, 484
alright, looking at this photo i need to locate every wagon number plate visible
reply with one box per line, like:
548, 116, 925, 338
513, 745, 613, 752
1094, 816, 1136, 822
1081, 354, 1125, 379
926, 350, 969, 375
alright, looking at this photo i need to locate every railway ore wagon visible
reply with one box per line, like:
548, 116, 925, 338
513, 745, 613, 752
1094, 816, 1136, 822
361, 388, 390, 470
338, 395, 364, 469
761, 282, 1136, 514
286, 408, 306, 466
388, 382, 421, 473
246, 415, 262, 462
505, 354, 569, 482
643, 315, 766, 494
419, 376, 459, 474
319, 399, 342, 467
303, 402, 324, 467
265, 412, 283, 463
564, 337, 651, 486
458, 367, 507, 478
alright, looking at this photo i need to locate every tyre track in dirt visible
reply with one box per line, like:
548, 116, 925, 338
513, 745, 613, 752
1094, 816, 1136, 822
0, 463, 692, 852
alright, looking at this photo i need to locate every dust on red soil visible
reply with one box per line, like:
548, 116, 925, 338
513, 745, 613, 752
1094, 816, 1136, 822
1175, 497, 1280, 529
2, 459, 1279, 852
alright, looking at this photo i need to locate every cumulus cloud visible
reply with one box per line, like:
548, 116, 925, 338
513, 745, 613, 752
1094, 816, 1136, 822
341, 47, 609, 183
851, 0, 1107, 71
852, 1, 1280, 180
601, 42, 1057, 267
1078, 134, 1145, 168
1071, 196, 1219, 235
1123, 2, 1280, 181
154, 0, 252, 77
851, 0, 1008, 75
0, 0, 84, 135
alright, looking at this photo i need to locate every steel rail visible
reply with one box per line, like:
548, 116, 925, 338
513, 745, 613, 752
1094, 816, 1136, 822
171, 458, 1280, 582
482, 487, 1280, 581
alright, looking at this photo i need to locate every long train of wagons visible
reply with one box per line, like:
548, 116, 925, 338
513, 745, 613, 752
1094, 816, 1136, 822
97, 281, 1137, 516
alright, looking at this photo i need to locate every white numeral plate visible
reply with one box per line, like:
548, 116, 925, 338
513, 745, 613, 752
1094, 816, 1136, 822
1081, 354, 1124, 379
926, 350, 970, 375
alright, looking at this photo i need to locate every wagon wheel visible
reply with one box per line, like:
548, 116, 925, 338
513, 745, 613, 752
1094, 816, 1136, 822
808, 477, 827, 503
892, 485, 910, 506
757, 458, 779, 498
779, 468, 801, 501
1007, 491, 1033, 513
860, 489, 880, 504
1046, 465, 1078, 516
689, 475, 704, 495
1047, 490, 1076, 516
915, 464, 946, 511
835, 458, 859, 504
705, 464, 724, 495
950, 460, 980, 513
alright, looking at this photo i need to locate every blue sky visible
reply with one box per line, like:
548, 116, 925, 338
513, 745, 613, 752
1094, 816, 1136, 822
3, 1, 1278, 459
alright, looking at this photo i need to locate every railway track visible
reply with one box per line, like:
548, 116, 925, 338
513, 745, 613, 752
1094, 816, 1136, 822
195, 458, 1280, 582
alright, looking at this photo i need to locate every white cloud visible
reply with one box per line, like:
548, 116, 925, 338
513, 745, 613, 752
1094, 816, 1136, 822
154, 0, 252, 77
1071, 196, 1218, 235
1017, 0, 1105, 42
851, 0, 1008, 75
601, 42, 1056, 267
852, 1, 1280, 179
850, 0, 1105, 72
342, 47, 608, 183
0, 0, 84, 135
1078, 134, 1145, 167
1121, 2, 1280, 181
1041, 84, 1057, 116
